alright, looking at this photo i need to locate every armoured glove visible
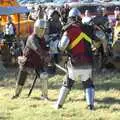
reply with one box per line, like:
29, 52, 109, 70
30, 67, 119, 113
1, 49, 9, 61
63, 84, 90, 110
17, 56, 27, 65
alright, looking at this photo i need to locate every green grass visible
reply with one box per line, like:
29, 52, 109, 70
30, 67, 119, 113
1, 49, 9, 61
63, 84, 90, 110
0, 71, 120, 120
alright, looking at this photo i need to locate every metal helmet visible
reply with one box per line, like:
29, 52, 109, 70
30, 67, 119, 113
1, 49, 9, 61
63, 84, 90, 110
68, 8, 81, 18
34, 19, 47, 29
50, 10, 60, 18
34, 19, 47, 37
97, 6, 106, 15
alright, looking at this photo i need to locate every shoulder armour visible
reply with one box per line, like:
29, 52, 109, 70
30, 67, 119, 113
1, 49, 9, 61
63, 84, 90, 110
62, 22, 74, 32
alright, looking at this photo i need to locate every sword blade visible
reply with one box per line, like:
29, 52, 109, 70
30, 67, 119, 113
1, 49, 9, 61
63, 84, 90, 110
55, 63, 67, 73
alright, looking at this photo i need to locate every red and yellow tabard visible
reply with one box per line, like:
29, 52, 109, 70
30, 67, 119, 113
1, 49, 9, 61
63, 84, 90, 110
66, 24, 93, 64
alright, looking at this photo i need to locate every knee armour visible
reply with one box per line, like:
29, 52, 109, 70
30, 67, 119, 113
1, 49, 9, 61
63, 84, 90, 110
82, 78, 95, 89
17, 70, 28, 86
63, 77, 75, 89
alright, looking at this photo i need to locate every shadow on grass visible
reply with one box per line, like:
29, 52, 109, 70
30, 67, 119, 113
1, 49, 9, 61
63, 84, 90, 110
0, 116, 10, 120
96, 97, 120, 104
95, 82, 120, 91
47, 71, 120, 91
49, 80, 120, 91
95, 97, 120, 111
30, 96, 57, 102
0, 112, 12, 120
0, 68, 120, 92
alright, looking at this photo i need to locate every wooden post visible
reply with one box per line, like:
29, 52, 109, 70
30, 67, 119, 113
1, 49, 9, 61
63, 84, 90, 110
17, 14, 20, 38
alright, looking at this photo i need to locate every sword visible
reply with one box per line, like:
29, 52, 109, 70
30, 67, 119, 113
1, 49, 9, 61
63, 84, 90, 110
28, 69, 40, 97
28, 64, 66, 97
55, 63, 67, 73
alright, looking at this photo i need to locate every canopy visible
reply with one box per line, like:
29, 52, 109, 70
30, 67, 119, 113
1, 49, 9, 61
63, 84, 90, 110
0, 6, 29, 15
17, 0, 80, 4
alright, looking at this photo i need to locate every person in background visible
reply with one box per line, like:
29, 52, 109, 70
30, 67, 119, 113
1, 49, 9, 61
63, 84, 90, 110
112, 14, 120, 69
90, 6, 113, 70
82, 10, 92, 24
61, 4, 70, 25
109, 7, 120, 27
113, 14, 120, 43
45, 6, 55, 20
114, 7, 120, 20
90, 7, 110, 55
4, 16, 16, 48
28, 6, 37, 21
47, 10, 62, 74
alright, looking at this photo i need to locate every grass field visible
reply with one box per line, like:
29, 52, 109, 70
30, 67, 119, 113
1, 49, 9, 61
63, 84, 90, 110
0, 70, 120, 120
